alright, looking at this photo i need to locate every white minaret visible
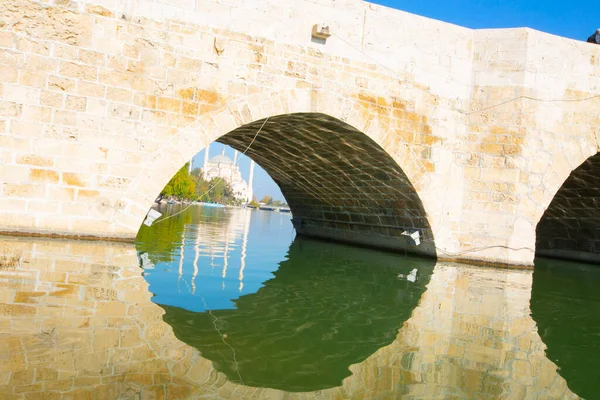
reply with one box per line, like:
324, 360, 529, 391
188, 158, 192, 174
246, 160, 255, 202
202, 144, 210, 178
233, 150, 239, 165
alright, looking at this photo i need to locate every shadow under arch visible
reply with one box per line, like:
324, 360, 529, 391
160, 236, 435, 392
535, 152, 600, 264
118, 89, 437, 256
210, 113, 436, 256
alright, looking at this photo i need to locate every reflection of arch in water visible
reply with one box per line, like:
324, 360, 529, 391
161, 236, 435, 392
530, 258, 600, 400
0, 237, 577, 399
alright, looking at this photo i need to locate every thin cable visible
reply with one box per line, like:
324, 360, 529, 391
151, 117, 270, 225
461, 94, 600, 115
331, 33, 600, 115
200, 295, 244, 385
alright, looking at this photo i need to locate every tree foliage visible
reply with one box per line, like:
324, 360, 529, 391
258, 195, 286, 207
260, 195, 272, 204
159, 165, 241, 205
161, 163, 195, 200
190, 168, 240, 205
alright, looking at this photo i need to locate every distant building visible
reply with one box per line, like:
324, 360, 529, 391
201, 145, 255, 202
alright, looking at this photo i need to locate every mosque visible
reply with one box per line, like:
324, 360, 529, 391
199, 144, 255, 202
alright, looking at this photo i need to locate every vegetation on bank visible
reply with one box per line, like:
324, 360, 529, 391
158, 163, 288, 208
158, 164, 241, 205
259, 195, 287, 208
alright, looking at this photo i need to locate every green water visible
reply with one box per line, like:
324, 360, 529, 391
531, 258, 600, 400
136, 205, 600, 398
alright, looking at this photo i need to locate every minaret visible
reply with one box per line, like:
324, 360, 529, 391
188, 158, 192, 174
203, 144, 210, 179
233, 150, 239, 165
247, 160, 255, 202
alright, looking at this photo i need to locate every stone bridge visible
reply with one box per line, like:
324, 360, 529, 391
1, 0, 600, 266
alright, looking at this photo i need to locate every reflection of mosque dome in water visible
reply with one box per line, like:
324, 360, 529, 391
210, 154, 234, 164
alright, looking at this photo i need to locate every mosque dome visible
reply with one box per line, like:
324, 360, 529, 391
210, 154, 234, 164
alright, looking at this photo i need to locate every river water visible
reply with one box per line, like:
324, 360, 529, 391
0, 205, 598, 399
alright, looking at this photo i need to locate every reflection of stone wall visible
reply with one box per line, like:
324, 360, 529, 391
0, 237, 578, 399
0, 238, 203, 399
337, 265, 578, 399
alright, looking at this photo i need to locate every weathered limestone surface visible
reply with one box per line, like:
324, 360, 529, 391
0, 237, 578, 398
0, 0, 599, 265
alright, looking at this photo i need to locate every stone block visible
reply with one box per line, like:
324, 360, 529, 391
2, 183, 44, 198
47, 76, 76, 92
30, 168, 59, 183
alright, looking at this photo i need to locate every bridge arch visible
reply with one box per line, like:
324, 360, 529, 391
534, 142, 600, 263
116, 89, 437, 255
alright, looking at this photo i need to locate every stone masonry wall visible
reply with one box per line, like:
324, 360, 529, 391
0, 0, 599, 265
0, 0, 470, 251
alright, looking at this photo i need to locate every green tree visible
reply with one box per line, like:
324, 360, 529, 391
249, 198, 260, 208
191, 168, 211, 201
161, 163, 195, 200
207, 178, 235, 204
260, 195, 272, 204
190, 168, 239, 205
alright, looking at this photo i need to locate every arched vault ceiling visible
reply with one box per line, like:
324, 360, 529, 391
536, 153, 600, 263
218, 113, 435, 256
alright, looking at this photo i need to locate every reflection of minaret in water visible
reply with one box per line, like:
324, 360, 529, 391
221, 225, 230, 291
191, 226, 200, 294
178, 225, 186, 289
246, 160, 255, 202
239, 210, 251, 292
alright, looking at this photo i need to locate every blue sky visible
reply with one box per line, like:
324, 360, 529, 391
191, 1, 596, 202
369, 0, 595, 41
